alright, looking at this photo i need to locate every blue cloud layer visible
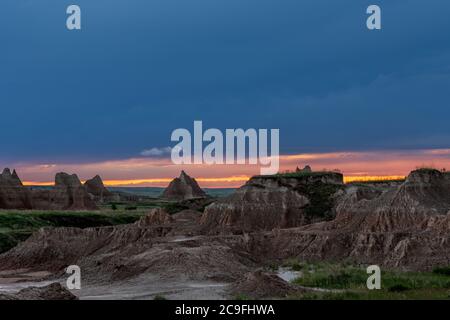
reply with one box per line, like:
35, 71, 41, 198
1, 0, 449, 163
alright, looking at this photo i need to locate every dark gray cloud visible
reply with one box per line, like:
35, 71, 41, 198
0, 0, 449, 163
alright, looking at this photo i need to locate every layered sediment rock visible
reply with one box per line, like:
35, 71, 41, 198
201, 172, 344, 233
162, 171, 207, 201
0, 169, 98, 210
0, 208, 252, 282
244, 169, 450, 270
32, 173, 98, 210
0, 168, 448, 294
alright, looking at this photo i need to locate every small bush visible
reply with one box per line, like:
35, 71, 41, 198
388, 284, 410, 292
291, 263, 304, 272
111, 204, 118, 210
433, 266, 450, 276
234, 294, 250, 300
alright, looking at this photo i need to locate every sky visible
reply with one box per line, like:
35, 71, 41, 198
1, 0, 450, 187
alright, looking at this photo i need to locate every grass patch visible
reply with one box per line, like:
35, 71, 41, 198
234, 294, 251, 300
282, 258, 306, 271
289, 262, 450, 300
161, 202, 190, 214
433, 266, 450, 276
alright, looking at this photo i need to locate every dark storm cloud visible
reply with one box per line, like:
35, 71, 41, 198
1, 0, 449, 163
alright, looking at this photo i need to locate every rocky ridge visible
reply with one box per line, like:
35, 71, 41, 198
0, 169, 98, 210
201, 171, 344, 233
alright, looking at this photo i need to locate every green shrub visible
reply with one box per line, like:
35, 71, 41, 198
388, 284, 410, 292
433, 267, 450, 276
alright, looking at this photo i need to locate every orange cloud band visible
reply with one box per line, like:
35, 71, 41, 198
11, 148, 450, 188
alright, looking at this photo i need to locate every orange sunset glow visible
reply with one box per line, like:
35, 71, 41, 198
13, 148, 449, 188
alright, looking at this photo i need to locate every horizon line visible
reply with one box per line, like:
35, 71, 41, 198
22, 175, 408, 188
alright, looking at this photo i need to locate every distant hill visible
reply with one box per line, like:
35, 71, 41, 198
28, 186, 236, 199
105, 187, 235, 199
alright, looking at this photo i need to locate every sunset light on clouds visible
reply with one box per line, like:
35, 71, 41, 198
13, 148, 450, 188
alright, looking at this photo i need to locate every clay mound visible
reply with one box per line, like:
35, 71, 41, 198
162, 171, 207, 201
229, 270, 300, 299
0, 283, 77, 300
136, 208, 174, 227
0, 208, 253, 282
201, 172, 344, 233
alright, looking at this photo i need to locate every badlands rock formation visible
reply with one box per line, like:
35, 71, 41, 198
32, 173, 98, 210
0, 168, 33, 209
162, 171, 207, 201
201, 171, 344, 233
0, 208, 253, 283
84, 175, 119, 204
0, 168, 448, 299
0, 169, 98, 210
244, 169, 450, 270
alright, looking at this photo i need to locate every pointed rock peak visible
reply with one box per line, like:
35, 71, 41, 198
84, 174, 112, 199
11, 169, 23, 185
180, 170, 188, 178
179, 170, 193, 182
85, 175, 106, 188
162, 171, 207, 200
0, 168, 23, 186
91, 175, 104, 184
